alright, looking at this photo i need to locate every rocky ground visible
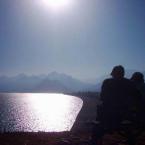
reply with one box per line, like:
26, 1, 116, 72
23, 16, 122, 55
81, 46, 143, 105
1, 130, 145, 145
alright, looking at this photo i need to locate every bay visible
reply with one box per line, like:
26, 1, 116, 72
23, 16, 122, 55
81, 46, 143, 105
0, 93, 83, 132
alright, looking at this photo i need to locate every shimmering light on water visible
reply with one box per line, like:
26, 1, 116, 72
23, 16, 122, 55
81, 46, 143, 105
0, 93, 83, 132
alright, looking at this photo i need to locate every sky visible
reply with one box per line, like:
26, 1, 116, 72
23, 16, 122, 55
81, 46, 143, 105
0, 0, 145, 80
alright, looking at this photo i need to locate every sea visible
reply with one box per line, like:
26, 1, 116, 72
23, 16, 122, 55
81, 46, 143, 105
0, 93, 83, 132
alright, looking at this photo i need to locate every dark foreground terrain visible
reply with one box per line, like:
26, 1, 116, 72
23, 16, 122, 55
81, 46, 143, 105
1, 130, 145, 145
0, 131, 92, 145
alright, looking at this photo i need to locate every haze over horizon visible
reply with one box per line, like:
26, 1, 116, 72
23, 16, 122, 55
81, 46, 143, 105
1, 0, 145, 80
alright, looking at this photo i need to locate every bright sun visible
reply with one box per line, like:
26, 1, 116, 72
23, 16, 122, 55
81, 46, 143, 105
42, 0, 71, 11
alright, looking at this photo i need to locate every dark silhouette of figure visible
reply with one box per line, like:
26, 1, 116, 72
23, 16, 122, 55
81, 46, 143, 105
130, 72, 145, 124
99, 65, 140, 128
131, 72, 145, 98
92, 65, 141, 145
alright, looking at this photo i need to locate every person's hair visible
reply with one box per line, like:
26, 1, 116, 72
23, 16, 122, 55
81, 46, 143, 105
131, 72, 144, 83
111, 65, 125, 79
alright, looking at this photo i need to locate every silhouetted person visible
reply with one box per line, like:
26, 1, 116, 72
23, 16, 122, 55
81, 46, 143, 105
92, 65, 141, 145
131, 72, 145, 124
131, 72, 145, 98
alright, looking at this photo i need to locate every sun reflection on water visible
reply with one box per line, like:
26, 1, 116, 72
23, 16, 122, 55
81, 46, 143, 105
26, 93, 83, 132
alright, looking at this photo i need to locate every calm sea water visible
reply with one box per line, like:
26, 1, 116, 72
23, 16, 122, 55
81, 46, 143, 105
0, 93, 83, 132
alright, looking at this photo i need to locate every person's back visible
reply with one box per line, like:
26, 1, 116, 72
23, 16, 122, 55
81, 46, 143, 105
101, 77, 135, 112
131, 72, 145, 99
131, 72, 145, 124
98, 65, 140, 129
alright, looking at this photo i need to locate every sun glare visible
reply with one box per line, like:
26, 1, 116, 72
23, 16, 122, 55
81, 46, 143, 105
42, 0, 71, 11
26, 93, 83, 131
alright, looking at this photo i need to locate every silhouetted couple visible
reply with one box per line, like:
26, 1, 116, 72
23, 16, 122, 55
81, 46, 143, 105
92, 65, 145, 145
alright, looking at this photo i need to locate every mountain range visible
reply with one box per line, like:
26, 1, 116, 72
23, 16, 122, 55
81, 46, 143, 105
0, 70, 144, 93
0, 72, 96, 93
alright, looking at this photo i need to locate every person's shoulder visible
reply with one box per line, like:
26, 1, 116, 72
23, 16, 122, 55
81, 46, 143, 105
122, 78, 135, 87
141, 82, 145, 90
122, 78, 132, 83
102, 78, 114, 84
121, 77, 131, 82
122, 77, 129, 80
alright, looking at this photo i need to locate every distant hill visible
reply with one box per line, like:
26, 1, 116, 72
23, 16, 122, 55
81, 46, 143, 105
0, 72, 96, 93
1, 70, 144, 93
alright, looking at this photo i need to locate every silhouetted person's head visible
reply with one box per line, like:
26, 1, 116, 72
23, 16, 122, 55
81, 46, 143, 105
131, 72, 144, 84
111, 65, 125, 79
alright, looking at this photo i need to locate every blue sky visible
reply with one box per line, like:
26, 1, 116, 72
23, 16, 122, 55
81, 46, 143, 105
0, 0, 145, 80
